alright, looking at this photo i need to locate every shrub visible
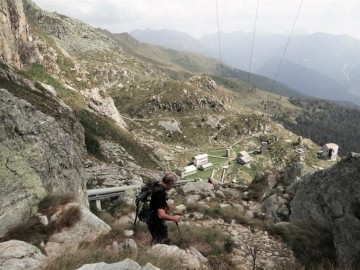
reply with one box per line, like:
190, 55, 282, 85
168, 224, 235, 256
267, 222, 336, 268
208, 254, 236, 270
247, 173, 269, 201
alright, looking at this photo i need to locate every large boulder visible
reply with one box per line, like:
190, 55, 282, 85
261, 194, 288, 223
0, 145, 47, 239
147, 244, 201, 269
290, 153, 360, 267
182, 181, 214, 195
44, 203, 111, 258
0, 88, 87, 237
76, 258, 159, 270
0, 240, 47, 270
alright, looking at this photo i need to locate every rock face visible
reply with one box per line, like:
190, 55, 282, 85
0, 88, 87, 237
0, 0, 38, 68
81, 87, 127, 129
290, 153, 360, 267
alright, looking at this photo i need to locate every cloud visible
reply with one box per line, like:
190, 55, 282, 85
33, 0, 360, 39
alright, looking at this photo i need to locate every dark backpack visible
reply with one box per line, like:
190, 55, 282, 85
134, 182, 162, 225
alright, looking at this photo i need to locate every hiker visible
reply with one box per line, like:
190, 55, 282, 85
147, 173, 182, 245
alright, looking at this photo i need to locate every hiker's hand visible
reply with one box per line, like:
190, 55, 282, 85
173, 215, 181, 222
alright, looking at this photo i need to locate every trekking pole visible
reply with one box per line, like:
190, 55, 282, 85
133, 209, 138, 226
175, 222, 183, 241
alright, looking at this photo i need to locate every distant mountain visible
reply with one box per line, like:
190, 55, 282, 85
257, 58, 352, 102
130, 29, 360, 105
130, 29, 204, 53
107, 29, 309, 99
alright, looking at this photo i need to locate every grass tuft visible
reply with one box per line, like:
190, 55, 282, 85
0, 194, 80, 252
208, 254, 236, 270
43, 242, 183, 270
38, 193, 75, 218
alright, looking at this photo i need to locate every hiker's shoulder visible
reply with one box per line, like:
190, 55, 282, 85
152, 182, 165, 192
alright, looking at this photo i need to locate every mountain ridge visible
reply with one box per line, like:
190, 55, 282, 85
1, 1, 360, 269
131, 29, 360, 105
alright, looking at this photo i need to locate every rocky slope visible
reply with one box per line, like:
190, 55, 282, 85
290, 153, 360, 268
0, 0, 359, 269
0, 61, 87, 237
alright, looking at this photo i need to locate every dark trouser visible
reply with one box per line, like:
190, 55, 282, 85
147, 218, 170, 245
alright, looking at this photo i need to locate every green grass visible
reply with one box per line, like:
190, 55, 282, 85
232, 159, 260, 178
208, 149, 228, 157
183, 169, 213, 180
19, 63, 86, 109
0, 78, 82, 128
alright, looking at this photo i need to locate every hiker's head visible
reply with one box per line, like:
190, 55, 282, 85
162, 173, 177, 189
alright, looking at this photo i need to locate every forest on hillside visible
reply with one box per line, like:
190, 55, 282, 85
274, 98, 360, 157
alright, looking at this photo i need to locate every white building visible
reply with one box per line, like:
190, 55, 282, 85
199, 162, 213, 171
176, 165, 197, 178
236, 151, 253, 165
321, 143, 339, 161
192, 154, 208, 167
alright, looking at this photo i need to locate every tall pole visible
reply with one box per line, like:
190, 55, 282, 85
221, 166, 227, 183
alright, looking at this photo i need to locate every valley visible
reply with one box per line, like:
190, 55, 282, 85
1, 1, 360, 269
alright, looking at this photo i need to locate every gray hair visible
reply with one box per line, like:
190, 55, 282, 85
162, 173, 177, 184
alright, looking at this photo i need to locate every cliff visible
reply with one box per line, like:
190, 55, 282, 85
290, 153, 360, 267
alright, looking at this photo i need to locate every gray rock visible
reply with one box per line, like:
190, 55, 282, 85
277, 205, 290, 219
122, 239, 138, 252
284, 162, 315, 188
76, 258, 141, 270
0, 240, 47, 270
262, 195, 287, 222
147, 244, 200, 269
188, 246, 208, 263
182, 181, 214, 194
0, 0, 38, 68
45, 203, 111, 258
233, 203, 245, 212
174, 204, 187, 214
290, 153, 360, 266
0, 89, 86, 237
142, 263, 160, 270
185, 194, 201, 203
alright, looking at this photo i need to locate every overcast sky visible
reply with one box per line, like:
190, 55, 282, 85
32, 0, 360, 40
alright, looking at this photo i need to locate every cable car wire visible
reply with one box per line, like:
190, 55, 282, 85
247, 0, 260, 85
270, 0, 304, 93
215, 0, 223, 72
